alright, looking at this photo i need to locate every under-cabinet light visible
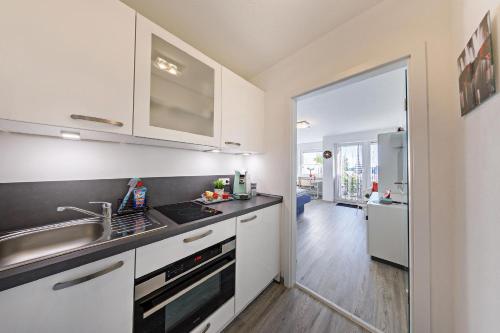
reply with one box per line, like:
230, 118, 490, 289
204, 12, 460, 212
60, 131, 81, 140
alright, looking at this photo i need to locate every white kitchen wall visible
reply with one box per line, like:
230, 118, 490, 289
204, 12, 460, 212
0, 132, 245, 183
452, 2, 500, 333
247, 0, 456, 331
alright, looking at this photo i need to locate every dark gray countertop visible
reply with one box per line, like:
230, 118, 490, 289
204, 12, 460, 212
0, 194, 282, 292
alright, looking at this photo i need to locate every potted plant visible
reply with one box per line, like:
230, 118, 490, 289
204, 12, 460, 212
213, 179, 225, 196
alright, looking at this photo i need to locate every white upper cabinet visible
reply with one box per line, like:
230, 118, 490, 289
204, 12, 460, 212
134, 14, 222, 147
221, 67, 265, 153
0, 2, 264, 150
0, 0, 136, 135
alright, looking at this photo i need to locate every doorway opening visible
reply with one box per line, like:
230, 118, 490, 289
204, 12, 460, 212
294, 61, 410, 333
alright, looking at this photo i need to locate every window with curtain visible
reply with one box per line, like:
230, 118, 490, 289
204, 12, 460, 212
301, 151, 323, 177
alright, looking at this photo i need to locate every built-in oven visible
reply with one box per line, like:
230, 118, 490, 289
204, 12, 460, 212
134, 237, 236, 333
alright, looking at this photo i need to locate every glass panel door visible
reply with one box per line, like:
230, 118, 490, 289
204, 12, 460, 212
338, 144, 363, 202
134, 15, 221, 146
370, 142, 379, 183
150, 35, 215, 137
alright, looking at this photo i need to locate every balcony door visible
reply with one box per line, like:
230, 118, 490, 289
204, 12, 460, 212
337, 144, 364, 203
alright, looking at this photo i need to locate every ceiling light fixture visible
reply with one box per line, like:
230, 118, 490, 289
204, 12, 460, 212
210, 149, 221, 153
153, 56, 182, 76
242, 153, 251, 156
60, 131, 81, 140
296, 120, 311, 129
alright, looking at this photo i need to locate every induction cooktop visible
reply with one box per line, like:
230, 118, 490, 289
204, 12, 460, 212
154, 202, 222, 224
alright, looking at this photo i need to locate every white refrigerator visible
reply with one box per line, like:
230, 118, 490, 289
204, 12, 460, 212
366, 131, 409, 267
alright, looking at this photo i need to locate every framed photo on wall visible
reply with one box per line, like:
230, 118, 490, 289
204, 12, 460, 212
457, 11, 496, 116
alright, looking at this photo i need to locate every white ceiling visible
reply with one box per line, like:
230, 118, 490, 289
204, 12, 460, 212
296, 67, 407, 144
121, 0, 382, 79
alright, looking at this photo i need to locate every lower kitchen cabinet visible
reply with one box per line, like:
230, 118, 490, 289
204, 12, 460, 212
235, 204, 280, 314
367, 197, 408, 267
0, 250, 135, 333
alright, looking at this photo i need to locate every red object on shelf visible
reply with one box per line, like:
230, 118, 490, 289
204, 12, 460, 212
372, 181, 378, 192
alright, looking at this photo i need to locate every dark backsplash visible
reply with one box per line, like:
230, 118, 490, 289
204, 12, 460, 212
0, 175, 233, 232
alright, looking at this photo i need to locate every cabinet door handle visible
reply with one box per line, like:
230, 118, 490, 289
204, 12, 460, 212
240, 215, 258, 223
200, 323, 211, 333
224, 141, 241, 146
183, 230, 213, 243
53, 261, 124, 291
70, 114, 124, 127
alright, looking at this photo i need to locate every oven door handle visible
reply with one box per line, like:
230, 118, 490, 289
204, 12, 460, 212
183, 230, 213, 243
142, 259, 236, 319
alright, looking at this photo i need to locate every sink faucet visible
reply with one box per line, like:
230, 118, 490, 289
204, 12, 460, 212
57, 202, 113, 225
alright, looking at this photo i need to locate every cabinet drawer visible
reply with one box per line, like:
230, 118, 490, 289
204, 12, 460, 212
0, 250, 135, 333
190, 298, 235, 333
136, 218, 236, 278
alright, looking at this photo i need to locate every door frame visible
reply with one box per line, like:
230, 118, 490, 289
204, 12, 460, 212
288, 45, 431, 333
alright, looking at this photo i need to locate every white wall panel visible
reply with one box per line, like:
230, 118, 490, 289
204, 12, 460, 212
451, 2, 500, 332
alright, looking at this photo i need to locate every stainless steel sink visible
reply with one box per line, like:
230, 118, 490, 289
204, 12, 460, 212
0, 212, 164, 271
0, 221, 106, 268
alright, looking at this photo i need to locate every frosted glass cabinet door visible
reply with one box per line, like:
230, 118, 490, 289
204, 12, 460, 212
134, 14, 222, 146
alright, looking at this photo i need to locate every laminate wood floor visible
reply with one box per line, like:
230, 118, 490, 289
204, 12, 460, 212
224, 282, 369, 333
297, 200, 409, 333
